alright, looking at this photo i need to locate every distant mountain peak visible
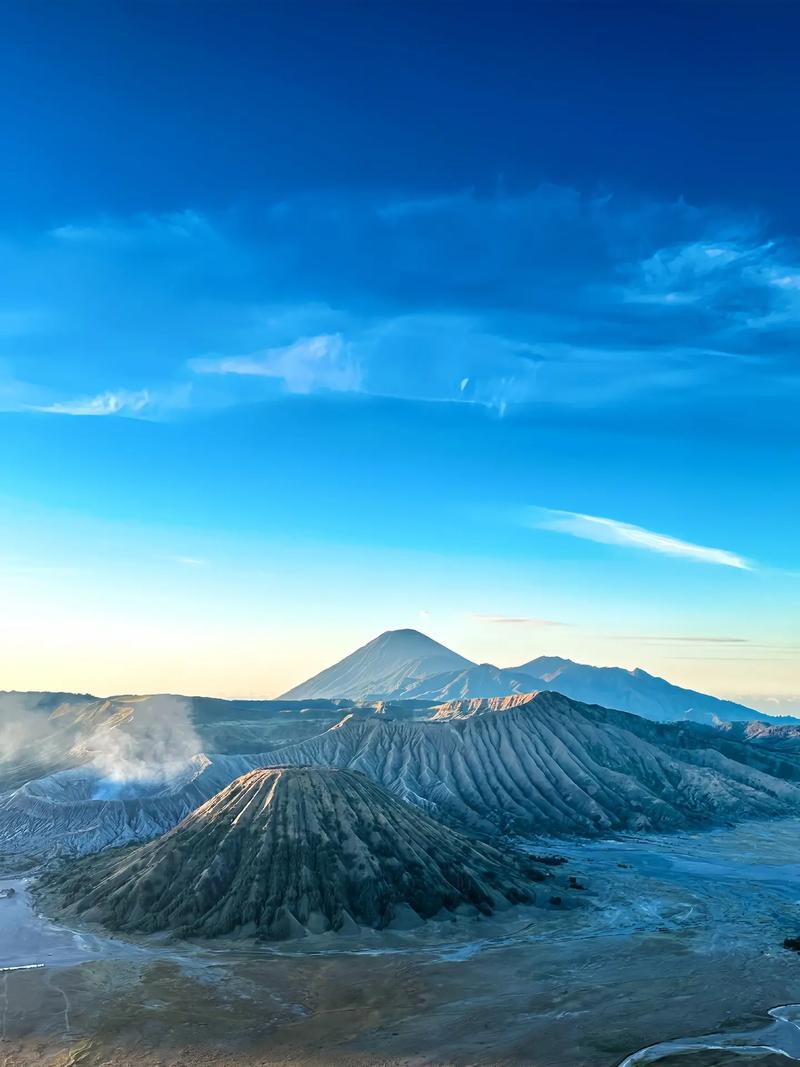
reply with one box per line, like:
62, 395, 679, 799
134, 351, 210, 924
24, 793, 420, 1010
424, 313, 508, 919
280, 628, 473, 701
513, 654, 765, 723
379, 627, 427, 637
367, 628, 457, 650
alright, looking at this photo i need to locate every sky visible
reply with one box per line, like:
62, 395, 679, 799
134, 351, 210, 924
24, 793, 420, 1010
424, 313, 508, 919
1, 1, 798, 709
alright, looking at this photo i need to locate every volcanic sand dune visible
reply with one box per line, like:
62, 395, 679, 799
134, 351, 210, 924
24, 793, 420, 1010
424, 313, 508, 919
42, 766, 549, 939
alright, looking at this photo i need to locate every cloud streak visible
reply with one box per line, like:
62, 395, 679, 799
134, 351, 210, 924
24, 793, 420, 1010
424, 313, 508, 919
32, 389, 151, 417
531, 507, 753, 570
191, 334, 360, 395
470, 614, 567, 627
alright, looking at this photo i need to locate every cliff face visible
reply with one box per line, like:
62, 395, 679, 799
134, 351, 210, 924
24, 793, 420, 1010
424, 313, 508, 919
43, 767, 548, 939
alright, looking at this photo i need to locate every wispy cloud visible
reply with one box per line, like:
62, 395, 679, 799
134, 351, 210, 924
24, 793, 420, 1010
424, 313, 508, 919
470, 613, 567, 627
530, 507, 753, 570
610, 635, 800, 654
614, 634, 751, 644
50, 209, 215, 246
169, 555, 209, 567
4, 188, 800, 420
742, 694, 800, 715
191, 334, 361, 395
32, 389, 151, 417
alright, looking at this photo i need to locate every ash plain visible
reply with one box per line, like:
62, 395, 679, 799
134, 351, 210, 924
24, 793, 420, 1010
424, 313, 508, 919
2, 817, 800, 1066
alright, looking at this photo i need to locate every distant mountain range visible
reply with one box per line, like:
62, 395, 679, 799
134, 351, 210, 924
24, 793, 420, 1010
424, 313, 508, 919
281, 628, 786, 724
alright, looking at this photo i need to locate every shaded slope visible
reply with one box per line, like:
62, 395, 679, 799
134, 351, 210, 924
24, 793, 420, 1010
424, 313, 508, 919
258, 692, 800, 836
280, 629, 473, 700
391, 664, 543, 701
43, 767, 547, 939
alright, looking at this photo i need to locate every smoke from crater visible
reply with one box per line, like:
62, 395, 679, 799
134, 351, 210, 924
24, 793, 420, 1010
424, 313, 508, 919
87, 695, 202, 799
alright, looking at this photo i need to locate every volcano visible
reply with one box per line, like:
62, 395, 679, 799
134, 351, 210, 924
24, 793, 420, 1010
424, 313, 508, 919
44, 767, 549, 939
280, 629, 472, 700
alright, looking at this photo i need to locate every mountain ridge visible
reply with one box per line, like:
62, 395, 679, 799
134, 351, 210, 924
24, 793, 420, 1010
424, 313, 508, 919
281, 629, 785, 724
5, 690, 800, 856
256, 691, 800, 835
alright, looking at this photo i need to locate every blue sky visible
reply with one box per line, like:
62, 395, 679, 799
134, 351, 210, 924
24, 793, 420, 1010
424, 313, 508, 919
1, 2, 798, 705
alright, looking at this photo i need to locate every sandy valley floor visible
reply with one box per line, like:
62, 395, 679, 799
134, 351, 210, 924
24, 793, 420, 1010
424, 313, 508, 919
2, 819, 800, 1067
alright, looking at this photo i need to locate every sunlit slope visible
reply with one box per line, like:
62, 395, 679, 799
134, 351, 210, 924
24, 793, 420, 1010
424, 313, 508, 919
280, 629, 473, 700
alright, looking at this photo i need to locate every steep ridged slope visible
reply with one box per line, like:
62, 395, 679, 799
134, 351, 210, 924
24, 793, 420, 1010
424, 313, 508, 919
7, 692, 800, 857
43, 768, 547, 939
258, 692, 800, 835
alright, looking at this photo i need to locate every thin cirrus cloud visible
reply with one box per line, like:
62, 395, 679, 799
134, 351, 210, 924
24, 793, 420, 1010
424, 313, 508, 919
4, 185, 800, 421
614, 634, 751, 644
530, 507, 753, 570
190, 335, 361, 396
470, 614, 567, 627
616, 635, 800, 653
32, 389, 151, 417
